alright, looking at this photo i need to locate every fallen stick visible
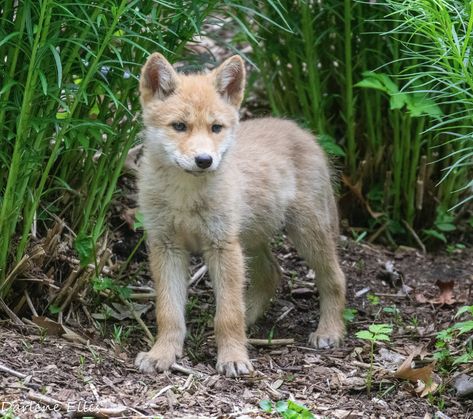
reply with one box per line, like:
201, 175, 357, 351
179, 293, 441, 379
0, 297, 24, 326
248, 338, 294, 346
188, 264, 208, 287
129, 265, 209, 300
171, 363, 204, 377
119, 295, 154, 343
0, 363, 28, 379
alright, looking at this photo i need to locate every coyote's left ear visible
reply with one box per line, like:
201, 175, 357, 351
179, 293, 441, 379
213, 55, 246, 108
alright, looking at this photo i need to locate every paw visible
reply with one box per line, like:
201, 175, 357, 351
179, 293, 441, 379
135, 350, 175, 373
216, 358, 254, 378
308, 329, 344, 349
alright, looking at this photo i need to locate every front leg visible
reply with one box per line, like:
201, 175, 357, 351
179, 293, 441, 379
135, 242, 189, 373
204, 239, 253, 377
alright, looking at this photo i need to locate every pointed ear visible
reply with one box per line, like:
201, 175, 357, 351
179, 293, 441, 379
213, 55, 246, 108
140, 53, 178, 105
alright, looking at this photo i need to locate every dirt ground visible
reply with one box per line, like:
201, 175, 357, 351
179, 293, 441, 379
1, 220, 472, 418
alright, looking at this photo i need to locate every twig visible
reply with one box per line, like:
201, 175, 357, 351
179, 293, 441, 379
264, 380, 284, 399
373, 293, 407, 298
188, 264, 208, 287
0, 297, 24, 326
367, 221, 388, 243
402, 219, 426, 254
129, 292, 156, 300
275, 306, 294, 323
171, 363, 204, 377
24, 289, 38, 317
119, 296, 154, 343
0, 363, 28, 379
355, 286, 371, 298
51, 268, 80, 306
152, 384, 174, 399
129, 265, 209, 300
57, 255, 112, 275
248, 338, 294, 346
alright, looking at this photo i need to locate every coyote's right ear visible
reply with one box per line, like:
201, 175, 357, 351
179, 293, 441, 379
140, 53, 178, 105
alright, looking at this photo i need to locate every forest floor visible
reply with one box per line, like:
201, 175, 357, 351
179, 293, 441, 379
1, 174, 472, 419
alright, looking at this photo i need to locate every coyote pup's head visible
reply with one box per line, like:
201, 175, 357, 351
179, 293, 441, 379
140, 53, 245, 173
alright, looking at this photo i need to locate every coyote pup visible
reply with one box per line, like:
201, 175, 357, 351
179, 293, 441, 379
135, 53, 346, 377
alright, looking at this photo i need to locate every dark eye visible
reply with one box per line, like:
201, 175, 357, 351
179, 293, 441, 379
172, 122, 187, 132
211, 124, 223, 134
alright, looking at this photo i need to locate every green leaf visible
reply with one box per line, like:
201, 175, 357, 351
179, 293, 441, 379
453, 321, 473, 335
56, 111, 71, 120
48, 305, 62, 314
259, 400, 273, 413
134, 211, 144, 230
456, 306, 473, 318
343, 308, 357, 323
275, 400, 289, 413
282, 409, 299, 419
452, 352, 473, 365
406, 94, 443, 118
355, 72, 399, 95
92, 277, 114, 293
436, 223, 456, 232
389, 92, 409, 110
74, 233, 95, 267
355, 77, 387, 93
318, 134, 345, 157
369, 324, 393, 335
423, 229, 447, 243
356, 330, 374, 341
375, 334, 391, 341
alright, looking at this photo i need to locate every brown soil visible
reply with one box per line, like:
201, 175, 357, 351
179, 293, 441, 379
1, 209, 472, 419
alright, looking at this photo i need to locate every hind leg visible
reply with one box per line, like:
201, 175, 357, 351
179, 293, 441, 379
287, 211, 346, 348
245, 243, 281, 326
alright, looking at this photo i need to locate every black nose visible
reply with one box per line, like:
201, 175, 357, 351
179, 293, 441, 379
195, 154, 213, 169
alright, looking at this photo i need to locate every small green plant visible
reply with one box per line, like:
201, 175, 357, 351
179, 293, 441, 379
112, 324, 131, 346
410, 315, 419, 328
446, 243, 466, 254
0, 406, 19, 419
351, 229, 368, 243
260, 399, 315, 419
367, 294, 380, 306
434, 305, 473, 370
91, 276, 131, 299
48, 304, 62, 315
423, 206, 458, 244
383, 305, 402, 325
343, 308, 357, 324
87, 344, 103, 365
356, 324, 393, 394
39, 328, 48, 344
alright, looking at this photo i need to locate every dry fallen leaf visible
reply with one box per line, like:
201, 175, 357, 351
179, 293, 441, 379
393, 346, 440, 397
31, 316, 65, 335
31, 316, 87, 344
431, 279, 456, 304
415, 279, 456, 305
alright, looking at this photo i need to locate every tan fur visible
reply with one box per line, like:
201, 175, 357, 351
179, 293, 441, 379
135, 53, 346, 377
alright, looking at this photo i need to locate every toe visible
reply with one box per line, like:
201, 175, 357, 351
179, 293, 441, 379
217, 359, 254, 377
308, 332, 342, 349
135, 351, 174, 373
135, 352, 156, 373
